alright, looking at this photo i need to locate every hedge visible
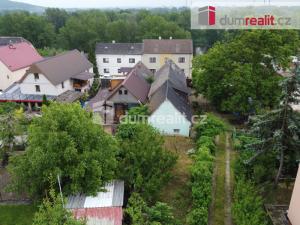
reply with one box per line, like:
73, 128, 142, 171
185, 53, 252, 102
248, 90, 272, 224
187, 114, 226, 225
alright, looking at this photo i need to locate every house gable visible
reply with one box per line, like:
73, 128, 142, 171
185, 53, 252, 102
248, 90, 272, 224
108, 86, 141, 104
148, 100, 191, 136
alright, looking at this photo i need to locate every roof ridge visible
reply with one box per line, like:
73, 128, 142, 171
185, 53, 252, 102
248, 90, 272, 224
35, 49, 79, 65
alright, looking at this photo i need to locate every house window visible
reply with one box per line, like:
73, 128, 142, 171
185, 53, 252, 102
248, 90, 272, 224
61, 82, 64, 89
103, 58, 109, 63
178, 57, 186, 63
124, 90, 128, 95
149, 57, 156, 63
174, 129, 180, 134
34, 73, 39, 80
118, 69, 122, 73
117, 58, 122, 63
129, 58, 135, 64
119, 90, 123, 95
104, 68, 110, 74
35, 85, 41, 92
150, 69, 156, 74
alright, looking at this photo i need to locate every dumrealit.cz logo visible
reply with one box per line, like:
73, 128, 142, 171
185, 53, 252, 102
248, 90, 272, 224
198, 6, 216, 26
191, 0, 300, 30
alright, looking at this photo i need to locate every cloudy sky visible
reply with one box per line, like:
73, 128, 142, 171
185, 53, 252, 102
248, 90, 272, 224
13, 0, 189, 8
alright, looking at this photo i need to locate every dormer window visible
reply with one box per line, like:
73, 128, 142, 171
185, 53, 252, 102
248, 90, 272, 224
34, 73, 39, 81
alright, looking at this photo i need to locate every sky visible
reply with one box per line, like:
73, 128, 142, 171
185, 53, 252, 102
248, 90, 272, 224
13, 0, 189, 8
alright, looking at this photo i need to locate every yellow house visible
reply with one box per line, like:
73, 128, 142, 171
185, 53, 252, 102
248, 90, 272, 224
142, 38, 193, 78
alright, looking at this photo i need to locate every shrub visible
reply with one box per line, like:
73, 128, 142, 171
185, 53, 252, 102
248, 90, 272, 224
232, 178, 268, 225
194, 113, 226, 140
187, 147, 214, 225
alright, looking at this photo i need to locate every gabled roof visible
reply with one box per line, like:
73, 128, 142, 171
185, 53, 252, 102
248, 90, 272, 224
96, 43, 143, 55
67, 180, 124, 225
143, 39, 193, 54
23, 50, 93, 86
149, 60, 188, 97
90, 62, 153, 106
149, 81, 192, 122
66, 180, 124, 209
0, 42, 43, 72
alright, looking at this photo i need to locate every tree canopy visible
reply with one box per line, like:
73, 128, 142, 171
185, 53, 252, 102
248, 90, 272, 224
116, 123, 176, 202
193, 30, 300, 115
8, 103, 118, 198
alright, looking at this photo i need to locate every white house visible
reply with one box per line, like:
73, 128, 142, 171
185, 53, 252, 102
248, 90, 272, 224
0, 42, 43, 91
20, 50, 94, 96
95, 42, 143, 78
148, 60, 192, 137
0, 50, 94, 108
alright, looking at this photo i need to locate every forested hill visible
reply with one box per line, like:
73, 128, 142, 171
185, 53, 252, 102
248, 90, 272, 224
0, 0, 44, 13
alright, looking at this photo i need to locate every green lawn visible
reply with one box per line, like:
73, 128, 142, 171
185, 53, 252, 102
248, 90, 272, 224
0, 205, 37, 225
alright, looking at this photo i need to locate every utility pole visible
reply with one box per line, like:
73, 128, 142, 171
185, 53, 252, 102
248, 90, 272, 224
57, 174, 64, 208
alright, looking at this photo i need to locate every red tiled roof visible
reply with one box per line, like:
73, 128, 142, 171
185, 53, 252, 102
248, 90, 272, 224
73, 207, 123, 225
0, 42, 43, 72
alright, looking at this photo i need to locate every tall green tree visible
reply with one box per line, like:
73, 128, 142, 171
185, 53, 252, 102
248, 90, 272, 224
32, 185, 85, 225
246, 63, 300, 185
116, 123, 176, 202
126, 192, 178, 225
45, 8, 69, 32
193, 30, 300, 115
0, 12, 56, 48
8, 103, 118, 198
58, 11, 108, 52
137, 15, 190, 40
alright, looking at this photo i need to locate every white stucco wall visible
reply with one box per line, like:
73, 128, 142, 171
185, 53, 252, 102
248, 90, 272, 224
148, 100, 191, 137
20, 73, 73, 96
288, 165, 300, 225
96, 54, 142, 77
0, 61, 28, 91
142, 54, 193, 78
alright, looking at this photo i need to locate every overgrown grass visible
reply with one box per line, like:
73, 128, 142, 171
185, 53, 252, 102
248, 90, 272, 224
159, 136, 194, 224
0, 205, 37, 225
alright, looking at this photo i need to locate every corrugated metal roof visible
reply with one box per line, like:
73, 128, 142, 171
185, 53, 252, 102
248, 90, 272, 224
73, 207, 122, 225
66, 180, 124, 209
65, 194, 86, 209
